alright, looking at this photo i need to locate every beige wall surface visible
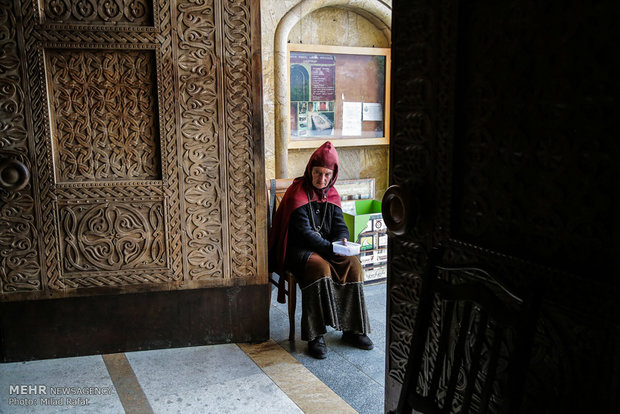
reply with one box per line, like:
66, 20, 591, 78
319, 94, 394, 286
261, 0, 391, 200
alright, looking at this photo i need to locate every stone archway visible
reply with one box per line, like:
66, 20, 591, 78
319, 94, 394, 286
273, 0, 392, 178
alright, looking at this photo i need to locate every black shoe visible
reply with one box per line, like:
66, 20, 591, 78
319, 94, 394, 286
308, 336, 328, 359
342, 332, 374, 350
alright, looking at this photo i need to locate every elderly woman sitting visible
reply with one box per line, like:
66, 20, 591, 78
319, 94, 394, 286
268, 141, 372, 359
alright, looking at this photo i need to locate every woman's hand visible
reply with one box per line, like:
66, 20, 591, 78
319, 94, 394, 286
333, 238, 348, 256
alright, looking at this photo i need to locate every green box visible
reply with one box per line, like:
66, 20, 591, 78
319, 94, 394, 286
342, 199, 383, 245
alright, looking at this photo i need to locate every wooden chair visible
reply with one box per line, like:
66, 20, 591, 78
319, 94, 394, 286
267, 178, 297, 341
391, 246, 539, 414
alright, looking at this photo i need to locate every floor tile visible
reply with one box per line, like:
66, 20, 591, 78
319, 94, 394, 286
102, 353, 153, 413
0, 355, 123, 413
127, 343, 304, 414
239, 340, 355, 413
270, 281, 387, 414
269, 304, 293, 342
125, 344, 259, 397
323, 336, 385, 386
279, 338, 384, 414
147, 373, 301, 414
366, 320, 386, 353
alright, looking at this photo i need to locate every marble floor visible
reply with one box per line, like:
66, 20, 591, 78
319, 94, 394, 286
270, 281, 387, 414
0, 282, 387, 414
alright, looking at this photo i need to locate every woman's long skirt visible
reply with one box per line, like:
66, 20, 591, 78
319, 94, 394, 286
296, 253, 371, 341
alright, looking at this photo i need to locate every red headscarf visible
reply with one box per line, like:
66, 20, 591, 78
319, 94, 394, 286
268, 141, 342, 303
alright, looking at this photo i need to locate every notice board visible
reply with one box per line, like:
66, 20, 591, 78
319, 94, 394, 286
288, 44, 391, 149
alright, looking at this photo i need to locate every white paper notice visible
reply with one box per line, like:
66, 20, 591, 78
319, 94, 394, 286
342, 102, 362, 136
362, 103, 383, 121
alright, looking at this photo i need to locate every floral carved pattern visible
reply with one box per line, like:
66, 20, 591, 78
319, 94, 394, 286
0, 0, 41, 293
0, 192, 40, 292
222, 0, 257, 278
43, 0, 153, 25
59, 202, 165, 273
418, 270, 522, 413
48, 49, 161, 183
176, 0, 224, 279
176, 0, 259, 280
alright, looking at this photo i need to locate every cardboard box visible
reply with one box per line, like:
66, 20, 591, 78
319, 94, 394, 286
343, 199, 383, 244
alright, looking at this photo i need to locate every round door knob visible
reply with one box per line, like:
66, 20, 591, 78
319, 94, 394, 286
381, 185, 416, 236
0, 158, 30, 192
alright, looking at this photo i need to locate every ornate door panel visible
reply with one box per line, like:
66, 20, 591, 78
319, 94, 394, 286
45, 46, 173, 291
386, 1, 619, 412
0, 0, 266, 359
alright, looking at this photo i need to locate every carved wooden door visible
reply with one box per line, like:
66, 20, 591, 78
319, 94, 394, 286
0, 0, 266, 360
385, 1, 619, 413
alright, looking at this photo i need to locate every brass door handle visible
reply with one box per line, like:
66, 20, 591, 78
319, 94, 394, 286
0, 158, 30, 192
381, 185, 417, 236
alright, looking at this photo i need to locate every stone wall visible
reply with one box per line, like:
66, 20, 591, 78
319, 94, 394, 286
260, 0, 391, 199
